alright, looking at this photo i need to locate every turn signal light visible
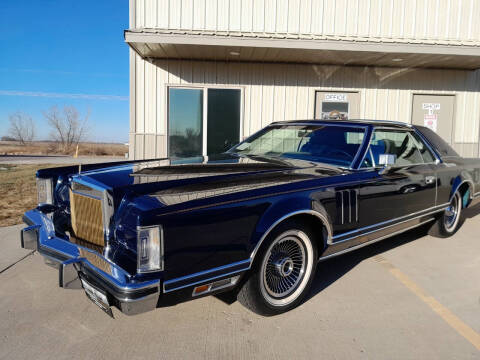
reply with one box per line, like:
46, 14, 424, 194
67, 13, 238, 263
192, 276, 240, 297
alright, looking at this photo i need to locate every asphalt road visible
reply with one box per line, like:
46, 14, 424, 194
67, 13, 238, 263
0, 155, 125, 165
1, 208, 479, 359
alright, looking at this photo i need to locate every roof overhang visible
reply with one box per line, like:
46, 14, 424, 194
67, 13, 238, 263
125, 29, 480, 70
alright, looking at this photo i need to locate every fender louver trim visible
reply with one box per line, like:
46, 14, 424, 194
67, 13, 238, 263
336, 189, 359, 225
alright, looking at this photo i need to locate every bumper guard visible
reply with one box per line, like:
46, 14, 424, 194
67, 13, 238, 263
21, 209, 160, 316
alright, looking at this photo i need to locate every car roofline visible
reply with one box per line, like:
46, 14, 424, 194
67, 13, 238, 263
270, 119, 413, 129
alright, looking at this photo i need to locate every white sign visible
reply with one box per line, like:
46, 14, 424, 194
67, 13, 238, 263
422, 103, 440, 111
424, 114, 438, 132
324, 93, 347, 102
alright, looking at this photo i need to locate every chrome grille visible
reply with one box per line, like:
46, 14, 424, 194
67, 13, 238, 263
70, 189, 105, 248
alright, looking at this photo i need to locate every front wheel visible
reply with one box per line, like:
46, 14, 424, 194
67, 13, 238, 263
237, 220, 318, 316
429, 190, 464, 238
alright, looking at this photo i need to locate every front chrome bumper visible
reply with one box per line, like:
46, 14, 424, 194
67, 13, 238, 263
21, 209, 160, 316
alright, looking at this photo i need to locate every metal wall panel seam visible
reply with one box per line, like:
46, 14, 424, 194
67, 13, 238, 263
309, 0, 313, 34
388, 0, 394, 38
400, 0, 405, 38
411, 0, 417, 38
332, 0, 336, 34
434, 0, 440, 39
377, 0, 382, 37
445, 0, 451, 38
354, 0, 359, 36
467, 0, 474, 40
456, 0, 462, 40
366, 0, 371, 36
191, 0, 194, 30
422, 0, 427, 39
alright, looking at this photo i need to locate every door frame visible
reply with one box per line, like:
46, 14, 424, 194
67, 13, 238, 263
410, 92, 457, 145
166, 84, 244, 158
312, 89, 362, 120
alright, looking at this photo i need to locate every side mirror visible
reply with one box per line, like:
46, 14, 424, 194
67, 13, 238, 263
378, 154, 396, 175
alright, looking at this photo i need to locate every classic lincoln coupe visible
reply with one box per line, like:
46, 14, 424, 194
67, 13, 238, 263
21, 120, 480, 316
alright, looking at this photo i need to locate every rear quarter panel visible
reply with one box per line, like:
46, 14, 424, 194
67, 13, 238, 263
435, 156, 480, 205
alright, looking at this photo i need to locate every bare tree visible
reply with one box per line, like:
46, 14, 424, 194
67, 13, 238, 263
44, 105, 89, 151
8, 112, 36, 145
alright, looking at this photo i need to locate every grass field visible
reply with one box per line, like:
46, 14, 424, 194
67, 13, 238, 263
0, 141, 128, 157
0, 164, 65, 227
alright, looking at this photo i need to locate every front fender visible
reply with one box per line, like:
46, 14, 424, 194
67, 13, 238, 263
249, 194, 332, 262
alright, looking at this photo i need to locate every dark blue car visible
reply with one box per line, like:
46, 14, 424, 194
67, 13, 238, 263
21, 120, 480, 316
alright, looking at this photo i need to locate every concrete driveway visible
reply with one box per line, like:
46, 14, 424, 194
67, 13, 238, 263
1, 208, 479, 359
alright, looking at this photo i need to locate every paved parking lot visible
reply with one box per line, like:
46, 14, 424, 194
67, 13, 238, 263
1, 207, 479, 359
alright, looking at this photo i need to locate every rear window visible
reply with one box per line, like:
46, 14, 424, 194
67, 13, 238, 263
414, 126, 459, 157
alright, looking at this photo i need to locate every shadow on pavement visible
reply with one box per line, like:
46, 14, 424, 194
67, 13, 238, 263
213, 204, 480, 307
307, 225, 429, 302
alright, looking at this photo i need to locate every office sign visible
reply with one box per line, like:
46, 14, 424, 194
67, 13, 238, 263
324, 93, 347, 102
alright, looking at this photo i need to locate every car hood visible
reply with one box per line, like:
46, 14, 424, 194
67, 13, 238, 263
73, 153, 345, 206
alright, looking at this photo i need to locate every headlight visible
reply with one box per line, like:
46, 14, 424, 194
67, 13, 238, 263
137, 225, 164, 273
36, 178, 54, 205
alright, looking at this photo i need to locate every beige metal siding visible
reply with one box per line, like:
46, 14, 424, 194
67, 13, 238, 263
132, 0, 480, 43
129, 56, 480, 159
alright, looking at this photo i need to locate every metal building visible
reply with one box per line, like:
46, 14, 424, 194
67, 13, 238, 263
125, 0, 480, 160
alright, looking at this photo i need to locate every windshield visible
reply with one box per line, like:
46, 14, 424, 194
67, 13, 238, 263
229, 124, 366, 167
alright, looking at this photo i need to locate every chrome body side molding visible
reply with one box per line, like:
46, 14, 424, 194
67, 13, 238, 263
319, 218, 436, 262
163, 259, 251, 293
332, 203, 449, 243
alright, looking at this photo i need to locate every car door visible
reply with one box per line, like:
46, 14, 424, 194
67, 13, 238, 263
339, 128, 437, 242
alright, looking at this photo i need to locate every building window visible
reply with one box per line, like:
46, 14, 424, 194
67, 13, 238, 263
321, 101, 349, 120
168, 88, 203, 158
168, 87, 241, 159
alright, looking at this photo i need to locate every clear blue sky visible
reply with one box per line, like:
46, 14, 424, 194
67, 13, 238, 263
0, 0, 130, 143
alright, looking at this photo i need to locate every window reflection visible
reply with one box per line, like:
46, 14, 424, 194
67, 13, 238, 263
168, 88, 203, 158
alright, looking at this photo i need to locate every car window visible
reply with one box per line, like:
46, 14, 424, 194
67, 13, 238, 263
410, 132, 436, 163
229, 124, 366, 167
361, 129, 425, 167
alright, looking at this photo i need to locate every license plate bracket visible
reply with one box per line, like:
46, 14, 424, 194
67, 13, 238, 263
80, 277, 113, 318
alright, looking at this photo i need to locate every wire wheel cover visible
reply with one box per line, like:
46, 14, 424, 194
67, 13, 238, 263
444, 192, 460, 231
262, 236, 306, 298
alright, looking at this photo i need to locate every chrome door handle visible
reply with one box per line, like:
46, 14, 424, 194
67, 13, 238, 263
425, 176, 436, 185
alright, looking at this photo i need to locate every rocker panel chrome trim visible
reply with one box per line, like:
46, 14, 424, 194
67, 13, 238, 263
332, 203, 449, 243
319, 218, 436, 262
163, 259, 251, 293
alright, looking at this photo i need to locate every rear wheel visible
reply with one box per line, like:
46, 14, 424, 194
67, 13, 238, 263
238, 220, 319, 316
429, 190, 463, 237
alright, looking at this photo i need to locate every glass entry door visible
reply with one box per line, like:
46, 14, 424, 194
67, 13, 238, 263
168, 87, 241, 159
168, 88, 203, 158
207, 89, 241, 155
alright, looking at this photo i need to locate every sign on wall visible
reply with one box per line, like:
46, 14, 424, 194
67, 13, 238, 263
422, 103, 441, 110
423, 114, 438, 132
422, 102, 440, 131
324, 93, 348, 102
